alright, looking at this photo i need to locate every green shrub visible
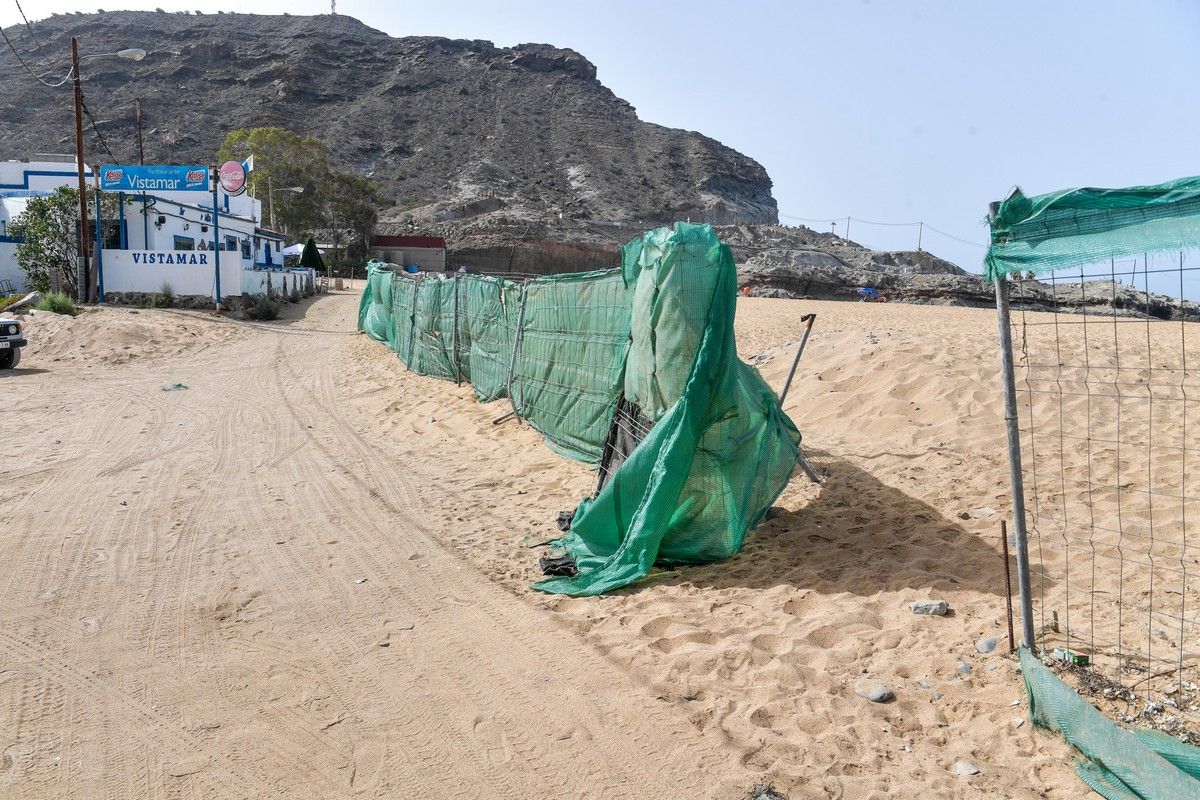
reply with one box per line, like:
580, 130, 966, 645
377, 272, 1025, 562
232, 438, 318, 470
34, 292, 78, 316
289, 287, 301, 303
250, 296, 280, 321
0, 294, 23, 312
149, 282, 175, 308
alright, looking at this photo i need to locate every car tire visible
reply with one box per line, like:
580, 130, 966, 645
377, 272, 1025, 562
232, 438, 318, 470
0, 347, 18, 369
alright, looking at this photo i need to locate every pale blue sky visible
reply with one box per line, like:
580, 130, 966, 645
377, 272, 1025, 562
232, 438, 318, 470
5, 1, 1199, 271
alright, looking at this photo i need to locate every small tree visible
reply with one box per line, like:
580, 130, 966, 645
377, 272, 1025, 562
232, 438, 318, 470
326, 172, 383, 268
216, 126, 330, 236
9, 186, 116, 293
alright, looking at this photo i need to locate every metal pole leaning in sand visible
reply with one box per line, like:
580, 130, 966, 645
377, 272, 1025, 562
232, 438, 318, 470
778, 313, 816, 406
995, 275, 1036, 650
504, 280, 530, 423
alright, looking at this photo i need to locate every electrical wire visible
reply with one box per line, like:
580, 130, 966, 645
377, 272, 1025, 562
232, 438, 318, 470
779, 209, 988, 248
13, 0, 43, 48
922, 222, 988, 248
79, 88, 119, 163
0, 24, 72, 87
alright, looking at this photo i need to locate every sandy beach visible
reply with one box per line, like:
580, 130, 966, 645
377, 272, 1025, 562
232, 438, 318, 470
0, 291, 1095, 798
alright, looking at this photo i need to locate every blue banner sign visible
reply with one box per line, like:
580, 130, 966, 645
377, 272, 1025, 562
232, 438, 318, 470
100, 165, 209, 192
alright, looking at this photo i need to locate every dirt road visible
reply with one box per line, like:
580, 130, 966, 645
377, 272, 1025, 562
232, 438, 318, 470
0, 293, 739, 799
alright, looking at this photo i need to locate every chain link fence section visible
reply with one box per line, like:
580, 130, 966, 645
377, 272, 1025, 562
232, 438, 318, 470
1004, 254, 1200, 738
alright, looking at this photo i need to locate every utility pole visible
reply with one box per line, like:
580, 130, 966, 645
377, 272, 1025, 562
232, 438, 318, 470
71, 37, 92, 303
268, 174, 275, 230
917, 221, 924, 252
135, 97, 144, 164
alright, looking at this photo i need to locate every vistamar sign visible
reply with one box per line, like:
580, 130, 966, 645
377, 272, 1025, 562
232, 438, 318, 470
100, 165, 209, 192
130, 251, 211, 265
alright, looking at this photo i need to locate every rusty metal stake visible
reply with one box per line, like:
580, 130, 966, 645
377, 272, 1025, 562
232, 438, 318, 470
1002, 519, 1016, 654
778, 313, 816, 406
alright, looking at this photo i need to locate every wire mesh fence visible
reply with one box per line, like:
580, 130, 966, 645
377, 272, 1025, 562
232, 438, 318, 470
362, 266, 633, 466
1003, 252, 1200, 737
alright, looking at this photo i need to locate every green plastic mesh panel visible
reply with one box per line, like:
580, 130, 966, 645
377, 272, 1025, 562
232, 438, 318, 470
533, 223, 801, 595
389, 273, 415, 358
358, 262, 394, 343
509, 269, 632, 464
458, 274, 517, 403
1020, 648, 1200, 799
985, 176, 1200, 280
409, 277, 458, 380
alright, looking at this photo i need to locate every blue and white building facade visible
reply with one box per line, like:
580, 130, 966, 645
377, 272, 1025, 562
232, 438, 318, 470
0, 157, 311, 299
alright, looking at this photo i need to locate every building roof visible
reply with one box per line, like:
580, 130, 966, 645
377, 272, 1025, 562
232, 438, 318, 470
255, 226, 287, 241
371, 234, 446, 249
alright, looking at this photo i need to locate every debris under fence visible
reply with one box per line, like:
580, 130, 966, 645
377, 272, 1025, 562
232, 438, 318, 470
357, 222, 801, 595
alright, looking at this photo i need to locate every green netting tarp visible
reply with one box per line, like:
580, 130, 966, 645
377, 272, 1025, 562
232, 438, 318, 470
356, 223, 801, 594
1020, 648, 1200, 799
985, 176, 1200, 280
459, 274, 517, 402
410, 277, 458, 380
358, 261, 394, 343
533, 223, 800, 595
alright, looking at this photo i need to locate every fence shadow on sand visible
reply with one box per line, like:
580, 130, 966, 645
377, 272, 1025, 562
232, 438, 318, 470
646, 448, 1010, 600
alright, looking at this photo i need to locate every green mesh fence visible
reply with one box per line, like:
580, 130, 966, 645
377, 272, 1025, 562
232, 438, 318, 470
510, 269, 632, 464
356, 224, 801, 594
985, 176, 1200, 280
410, 276, 458, 381
1020, 648, 1200, 799
458, 274, 517, 402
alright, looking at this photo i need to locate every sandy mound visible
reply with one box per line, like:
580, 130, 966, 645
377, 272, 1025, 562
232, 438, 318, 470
13, 297, 326, 370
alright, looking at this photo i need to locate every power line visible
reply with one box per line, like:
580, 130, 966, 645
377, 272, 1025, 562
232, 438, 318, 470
778, 210, 988, 248
0, 23, 71, 87
78, 84, 119, 164
922, 223, 988, 249
13, 0, 43, 48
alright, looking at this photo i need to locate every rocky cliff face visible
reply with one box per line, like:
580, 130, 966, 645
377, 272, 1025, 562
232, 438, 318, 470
0, 11, 777, 227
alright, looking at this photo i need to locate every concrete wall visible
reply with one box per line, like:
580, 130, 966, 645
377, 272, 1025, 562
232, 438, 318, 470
241, 268, 315, 296
371, 246, 445, 271
100, 249, 241, 300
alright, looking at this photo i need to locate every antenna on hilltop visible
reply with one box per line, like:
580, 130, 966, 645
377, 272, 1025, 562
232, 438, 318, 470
331, 0, 336, 14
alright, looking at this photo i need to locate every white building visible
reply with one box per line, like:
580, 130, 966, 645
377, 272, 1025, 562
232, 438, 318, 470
0, 157, 308, 300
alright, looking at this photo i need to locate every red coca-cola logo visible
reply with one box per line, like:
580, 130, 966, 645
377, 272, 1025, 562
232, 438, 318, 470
217, 161, 246, 195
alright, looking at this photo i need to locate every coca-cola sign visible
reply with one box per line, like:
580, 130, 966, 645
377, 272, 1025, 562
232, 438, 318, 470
217, 160, 246, 196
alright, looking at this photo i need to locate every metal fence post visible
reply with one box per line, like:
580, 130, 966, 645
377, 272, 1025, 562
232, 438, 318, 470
505, 280, 530, 419
406, 275, 419, 368
995, 275, 1036, 650
452, 274, 462, 385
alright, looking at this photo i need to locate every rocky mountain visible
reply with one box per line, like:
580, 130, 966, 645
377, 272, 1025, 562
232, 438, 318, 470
0, 11, 777, 227
732, 225, 1200, 320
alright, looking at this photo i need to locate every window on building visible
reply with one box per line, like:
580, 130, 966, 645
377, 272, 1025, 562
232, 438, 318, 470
173, 235, 195, 251
225, 235, 238, 252
241, 239, 252, 259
